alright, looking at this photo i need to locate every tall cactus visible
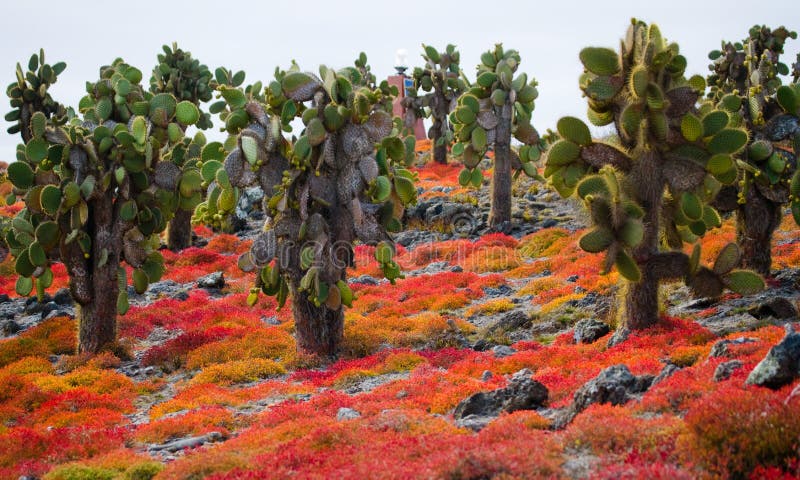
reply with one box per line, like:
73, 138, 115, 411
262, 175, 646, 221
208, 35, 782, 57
149, 43, 216, 251
451, 44, 543, 230
198, 57, 417, 357
403, 44, 467, 164
4, 55, 200, 353
544, 20, 764, 333
706, 26, 800, 275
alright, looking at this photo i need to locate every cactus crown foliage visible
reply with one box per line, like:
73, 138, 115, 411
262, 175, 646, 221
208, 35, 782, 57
5, 50, 67, 141
197, 54, 417, 311
150, 43, 215, 130
403, 45, 467, 144
706, 26, 800, 224
544, 19, 763, 297
4, 54, 200, 310
451, 44, 543, 187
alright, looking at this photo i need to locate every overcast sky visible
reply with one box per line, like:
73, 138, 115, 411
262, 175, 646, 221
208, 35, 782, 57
1, 0, 798, 160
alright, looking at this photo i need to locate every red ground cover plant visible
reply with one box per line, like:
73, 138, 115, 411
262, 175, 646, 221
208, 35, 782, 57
1, 161, 799, 479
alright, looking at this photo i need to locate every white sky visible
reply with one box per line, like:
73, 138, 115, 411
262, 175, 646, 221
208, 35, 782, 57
1, 0, 798, 160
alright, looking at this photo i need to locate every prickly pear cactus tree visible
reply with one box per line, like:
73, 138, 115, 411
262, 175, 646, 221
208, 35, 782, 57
544, 20, 764, 333
705, 26, 800, 275
451, 44, 543, 230
149, 43, 216, 251
199, 57, 417, 357
5, 50, 67, 142
403, 44, 467, 164
4, 56, 200, 353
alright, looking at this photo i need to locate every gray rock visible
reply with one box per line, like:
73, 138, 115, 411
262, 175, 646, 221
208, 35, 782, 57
336, 407, 361, 421
0, 294, 9, 304
485, 310, 531, 334
713, 360, 744, 382
482, 285, 514, 297
450, 265, 464, 273
708, 337, 757, 358
651, 363, 681, 386
746, 326, 800, 389
491, 345, 516, 358
261, 315, 280, 326
53, 288, 73, 305
481, 370, 493, 382
453, 369, 548, 430
2, 320, 21, 336
350, 274, 380, 286
196, 272, 225, 289
572, 364, 653, 413
455, 414, 495, 432
149, 431, 224, 452
573, 319, 610, 344
606, 327, 630, 348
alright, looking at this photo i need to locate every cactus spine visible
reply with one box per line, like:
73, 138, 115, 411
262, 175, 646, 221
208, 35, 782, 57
706, 26, 800, 275
452, 44, 543, 230
404, 45, 467, 164
4, 55, 199, 353
544, 20, 763, 334
202, 56, 417, 357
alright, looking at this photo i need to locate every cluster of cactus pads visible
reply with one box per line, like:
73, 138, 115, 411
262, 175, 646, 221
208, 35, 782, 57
705, 26, 800, 275
403, 45, 467, 164
200, 55, 417, 356
451, 44, 543, 228
545, 20, 764, 331
4, 55, 201, 352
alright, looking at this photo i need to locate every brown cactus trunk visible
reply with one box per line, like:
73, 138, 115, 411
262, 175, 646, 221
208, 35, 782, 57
77, 264, 118, 354
430, 89, 448, 164
76, 193, 122, 354
620, 151, 664, 331
490, 104, 513, 229
736, 188, 781, 276
167, 209, 193, 251
291, 293, 343, 358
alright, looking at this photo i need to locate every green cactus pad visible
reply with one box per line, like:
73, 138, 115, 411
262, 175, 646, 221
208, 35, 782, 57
34, 221, 59, 249
776, 85, 798, 114
767, 153, 786, 174
723, 270, 764, 296
132, 268, 149, 294
681, 192, 702, 221
557, 117, 591, 146
619, 219, 644, 247
615, 250, 641, 282
791, 170, 800, 197
30, 111, 46, 139
707, 129, 748, 155
8, 161, 34, 189
476, 72, 497, 88
372, 176, 391, 203
26, 139, 49, 163
620, 105, 642, 140
461, 95, 480, 114
455, 106, 476, 124
546, 140, 580, 167
629, 65, 648, 99
120, 200, 138, 221
747, 140, 772, 162
175, 101, 200, 125
470, 168, 483, 188
680, 114, 702, 142
576, 175, 610, 199
706, 154, 734, 176
28, 241, 46, 267
701, 111, 728, 137
719, 94, 742, 113
458, 168, 471, 187
579, 228, 614, 253
587, 107, 613, 126
150, 93, 177, 117
585, 77, 620, 102
471, 127, 487, 151
39, 185, 61, 215
579, 47, 620, 76
713, 243, 741, 275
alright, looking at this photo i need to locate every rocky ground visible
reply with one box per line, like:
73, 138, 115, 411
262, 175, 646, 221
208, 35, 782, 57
1, 160, 800, 479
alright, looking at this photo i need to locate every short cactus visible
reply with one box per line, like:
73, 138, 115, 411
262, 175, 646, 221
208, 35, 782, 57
451, 44, 544, 229
544, 20, 764, 333
706, 26, 800, 275
149, 43, 217, 251
4, 54, 200, 353
200, 56, 417, 357
403, 44, 468, 164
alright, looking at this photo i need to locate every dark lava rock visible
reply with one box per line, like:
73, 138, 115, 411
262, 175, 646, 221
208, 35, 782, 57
486, 310, 531, 334
0, 294, 10, 304
651, 363, 681, 387
606, 327, 630, 348
196, 272, 225, 290
713, 360, 744, 382
349, 274, 380, 286
749, 297, 798, 320
454, 369, 548, 431
573, 319, 610, 344
53, 288, 73, 305
746, 326, 800, 389
3, 320, 22, 336
708, 337, 757, 358
554, 364, 654, 429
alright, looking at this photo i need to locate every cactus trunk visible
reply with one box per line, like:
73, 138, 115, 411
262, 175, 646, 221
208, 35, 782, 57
291, 292, 343, 358
736, 188, 782, 276
431, 89, 448, 164
167, 209, 193, 251
76, 194, 121, 354
490, 104, 513, 229
77, 266, 118, 354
